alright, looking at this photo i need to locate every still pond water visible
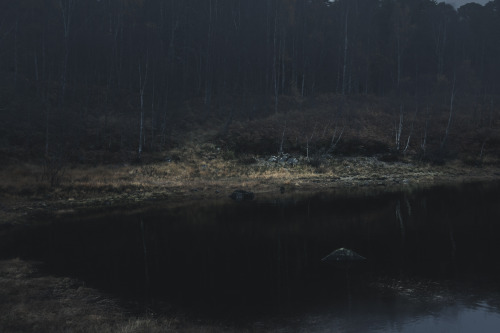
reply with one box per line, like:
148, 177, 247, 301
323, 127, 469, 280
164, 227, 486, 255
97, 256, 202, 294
3, 182, 500, 332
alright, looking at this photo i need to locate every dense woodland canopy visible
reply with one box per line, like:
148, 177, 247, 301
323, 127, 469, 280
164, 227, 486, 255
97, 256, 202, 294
1, 0, 500, 162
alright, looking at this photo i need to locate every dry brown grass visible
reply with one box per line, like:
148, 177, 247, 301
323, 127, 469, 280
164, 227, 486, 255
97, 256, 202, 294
0, 259, 125, 333
0, 147, 498, 202
0, 259, 253, 333
1, 93, 499, 201
1, 136, 500, 230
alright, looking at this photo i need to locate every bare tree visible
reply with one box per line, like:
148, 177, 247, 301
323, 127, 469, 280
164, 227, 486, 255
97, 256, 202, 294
395, 105, 403, 152
420, 120, 428, 156
342, 7, 349, 95
433, 11, 448, 76
327, 125, 345, 154
279, 120, 287, 155
204, 0, 216, 118
14, 18, 18, 85
403, 107, 418, 156
58, 0, 77, 105
138, 55, 149, 161
305, 123, 317, 159
441, 73, 456, 150
150, 79, 156, 151
273, 1, 279, 113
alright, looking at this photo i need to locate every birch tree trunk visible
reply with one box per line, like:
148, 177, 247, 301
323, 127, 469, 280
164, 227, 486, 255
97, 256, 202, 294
59, 0, 77, 106
273, 2, 279, 113
150, 81, 155, 151
441, 73, 456, 150
138, 57, 148, 161
14, 19, 18, 85
342, 8, 349, 96
395, 105, 403, 152
204, 0, 214, 119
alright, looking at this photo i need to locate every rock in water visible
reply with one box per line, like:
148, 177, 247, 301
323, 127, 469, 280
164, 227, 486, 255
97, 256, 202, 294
321, 248, 366, 263
229, 190, 255, 201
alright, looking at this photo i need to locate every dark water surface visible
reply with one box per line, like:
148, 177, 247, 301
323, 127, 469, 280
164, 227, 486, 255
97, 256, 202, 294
2, 182, 500, 331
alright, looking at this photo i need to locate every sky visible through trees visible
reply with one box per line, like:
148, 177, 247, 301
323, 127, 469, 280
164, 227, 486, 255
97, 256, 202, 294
446, 0, 488, 8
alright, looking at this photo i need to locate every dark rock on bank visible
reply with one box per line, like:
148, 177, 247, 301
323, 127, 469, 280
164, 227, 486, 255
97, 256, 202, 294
229, 190, 255, 201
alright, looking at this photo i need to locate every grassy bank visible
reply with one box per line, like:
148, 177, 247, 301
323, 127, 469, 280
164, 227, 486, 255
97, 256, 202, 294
2, 93, 500, 222
1, 142, 500, 227
0, 259, 246, 333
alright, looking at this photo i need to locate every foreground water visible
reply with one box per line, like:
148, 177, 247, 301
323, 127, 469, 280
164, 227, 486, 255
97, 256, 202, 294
2, 181, 500, 332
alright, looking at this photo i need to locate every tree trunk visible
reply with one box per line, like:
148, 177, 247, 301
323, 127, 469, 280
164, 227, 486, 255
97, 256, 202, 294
204, 0, 214, 119
14, 18, 18, 85
138, 57, 148, 161
342, 8, 349, 95
273, 3, 279, 113
59, 0, 77, 106
441, 73, 456, 150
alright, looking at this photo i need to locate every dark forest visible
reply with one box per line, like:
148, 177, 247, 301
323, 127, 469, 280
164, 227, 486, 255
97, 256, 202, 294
1, 0, 500, 166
